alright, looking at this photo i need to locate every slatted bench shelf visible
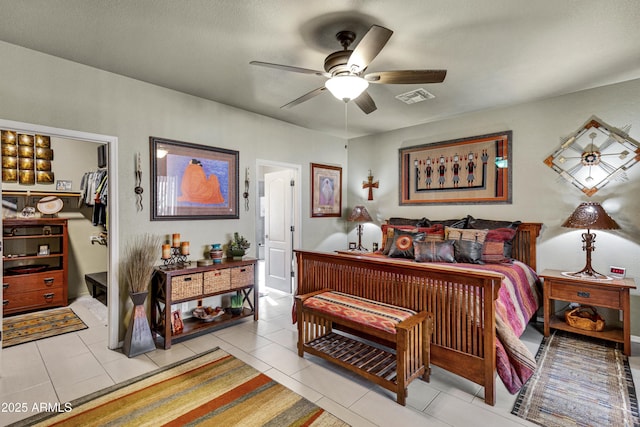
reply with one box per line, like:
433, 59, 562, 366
296, 289, 433, 406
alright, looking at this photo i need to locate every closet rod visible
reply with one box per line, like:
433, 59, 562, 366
2, 190, 82, 198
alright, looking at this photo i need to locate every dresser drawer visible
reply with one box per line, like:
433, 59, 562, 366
548, 281, 621, 308
3, 288, 66, 314
3, 271, 64, 295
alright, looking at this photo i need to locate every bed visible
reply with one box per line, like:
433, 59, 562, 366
294, 219, 542, 406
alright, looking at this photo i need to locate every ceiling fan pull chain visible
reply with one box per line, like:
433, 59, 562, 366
344, 101, 348, 139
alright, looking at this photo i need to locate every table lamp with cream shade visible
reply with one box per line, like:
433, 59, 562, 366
561, 201, 620, 280
347, 205, 373, 251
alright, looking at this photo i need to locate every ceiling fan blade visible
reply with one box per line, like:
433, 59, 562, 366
281, 87, 327, 109
365, 70, 447, 84
347, 25, 393, 73
353, 91, 377, 114
250, 61, 330, 78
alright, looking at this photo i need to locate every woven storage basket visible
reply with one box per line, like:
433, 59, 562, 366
231, 265, 254, 289
565, 305, 605, 332
204, 269, 231, 294
171, 273, 203, 300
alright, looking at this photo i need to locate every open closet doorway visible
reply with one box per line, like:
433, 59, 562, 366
256, 161, 301, 295
0, 119, 120, 355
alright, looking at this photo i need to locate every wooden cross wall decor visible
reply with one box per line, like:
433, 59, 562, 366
362, 170, 379, 201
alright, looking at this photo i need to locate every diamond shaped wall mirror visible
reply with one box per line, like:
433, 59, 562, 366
544, 116, 640, 196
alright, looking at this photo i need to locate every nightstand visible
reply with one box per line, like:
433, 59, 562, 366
541, 269, 636, 355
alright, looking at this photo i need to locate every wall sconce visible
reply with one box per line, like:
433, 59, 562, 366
243, 167, 250, 211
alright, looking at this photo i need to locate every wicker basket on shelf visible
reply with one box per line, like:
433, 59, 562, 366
171, 273, 203, 300
565, 305, 605, 332
204, 269, 231, 294
230, 265, 254, 289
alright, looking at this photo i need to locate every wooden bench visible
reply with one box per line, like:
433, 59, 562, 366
295, 289, 433, 406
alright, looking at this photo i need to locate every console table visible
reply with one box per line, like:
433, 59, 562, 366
150, 258, 258, 349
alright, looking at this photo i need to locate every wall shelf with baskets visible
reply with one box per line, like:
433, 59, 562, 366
150, 258, 257, 349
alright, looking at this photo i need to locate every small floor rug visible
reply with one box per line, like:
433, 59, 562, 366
2, 307, 88, 348
512, 330, 640, 427
11, 348, 349, 427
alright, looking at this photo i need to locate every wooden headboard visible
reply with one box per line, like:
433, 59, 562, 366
512, 222, 542, 271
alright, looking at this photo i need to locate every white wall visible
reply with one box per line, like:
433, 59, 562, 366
348, 78, 640, 333
0, 41, 346, 338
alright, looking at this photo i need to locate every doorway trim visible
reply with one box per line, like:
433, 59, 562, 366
0, 118, 120, 350
256, 159, 302, 293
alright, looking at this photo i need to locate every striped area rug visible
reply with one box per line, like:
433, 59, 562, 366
2, 307, 88, 348
12, 348, 349, 427
512, 330, 640, 427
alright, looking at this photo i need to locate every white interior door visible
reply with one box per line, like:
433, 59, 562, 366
264, 169, 294, 293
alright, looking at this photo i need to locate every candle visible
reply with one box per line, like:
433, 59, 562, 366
180, 241, 190, 255
136, 152, 141, 173
162, 244, 171, 260
172, 233, 180, 247
245, 167, 250, 182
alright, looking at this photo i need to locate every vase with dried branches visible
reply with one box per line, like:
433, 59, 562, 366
121, 233, 161, 358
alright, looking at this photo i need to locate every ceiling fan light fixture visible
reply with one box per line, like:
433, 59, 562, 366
325, 75, 369, 102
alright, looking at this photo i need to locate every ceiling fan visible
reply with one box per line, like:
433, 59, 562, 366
250, 25, 446, 114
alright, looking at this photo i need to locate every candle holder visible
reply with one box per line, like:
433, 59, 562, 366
161, 246, 191, 267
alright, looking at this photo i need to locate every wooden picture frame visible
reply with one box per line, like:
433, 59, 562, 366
150, 137, 239, 220
311, 163, 342, 217
399, 131, 512, 205
171, 309, 184, 335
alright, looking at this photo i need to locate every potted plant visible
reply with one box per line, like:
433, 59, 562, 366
121, 233, 162, 357
227, 232, 250, 260
230, 294, 244, 315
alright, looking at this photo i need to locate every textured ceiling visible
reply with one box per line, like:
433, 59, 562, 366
0, 0, 639, 138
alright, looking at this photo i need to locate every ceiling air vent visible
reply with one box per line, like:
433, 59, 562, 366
395, 88, 435, 104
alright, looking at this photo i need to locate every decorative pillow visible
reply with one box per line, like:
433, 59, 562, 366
445, 227, 488, 264
466, 216, 521, 230
381, 224, 444, 255
482, 227, 518, 263
445, 227, 488, 243
381, 225, 416, 255
414, 240, 456, 263
387, 229, 426, 259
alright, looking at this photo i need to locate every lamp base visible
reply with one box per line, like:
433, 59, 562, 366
561, 270, 612, 281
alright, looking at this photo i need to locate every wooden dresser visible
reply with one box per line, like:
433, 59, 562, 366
2, 218, 69, 315
150, 258, 258, 349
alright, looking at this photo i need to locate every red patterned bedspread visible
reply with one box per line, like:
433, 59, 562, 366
459, 261, 540, 393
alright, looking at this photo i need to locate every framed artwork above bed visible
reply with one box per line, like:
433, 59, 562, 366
399, 130, 512, 205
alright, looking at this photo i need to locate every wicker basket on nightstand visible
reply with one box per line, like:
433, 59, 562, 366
565, 305, 605, 332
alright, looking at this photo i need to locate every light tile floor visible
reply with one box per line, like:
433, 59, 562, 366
2, 287, 640, 426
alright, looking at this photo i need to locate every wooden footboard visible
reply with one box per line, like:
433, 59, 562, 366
294, 250, 504, 405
